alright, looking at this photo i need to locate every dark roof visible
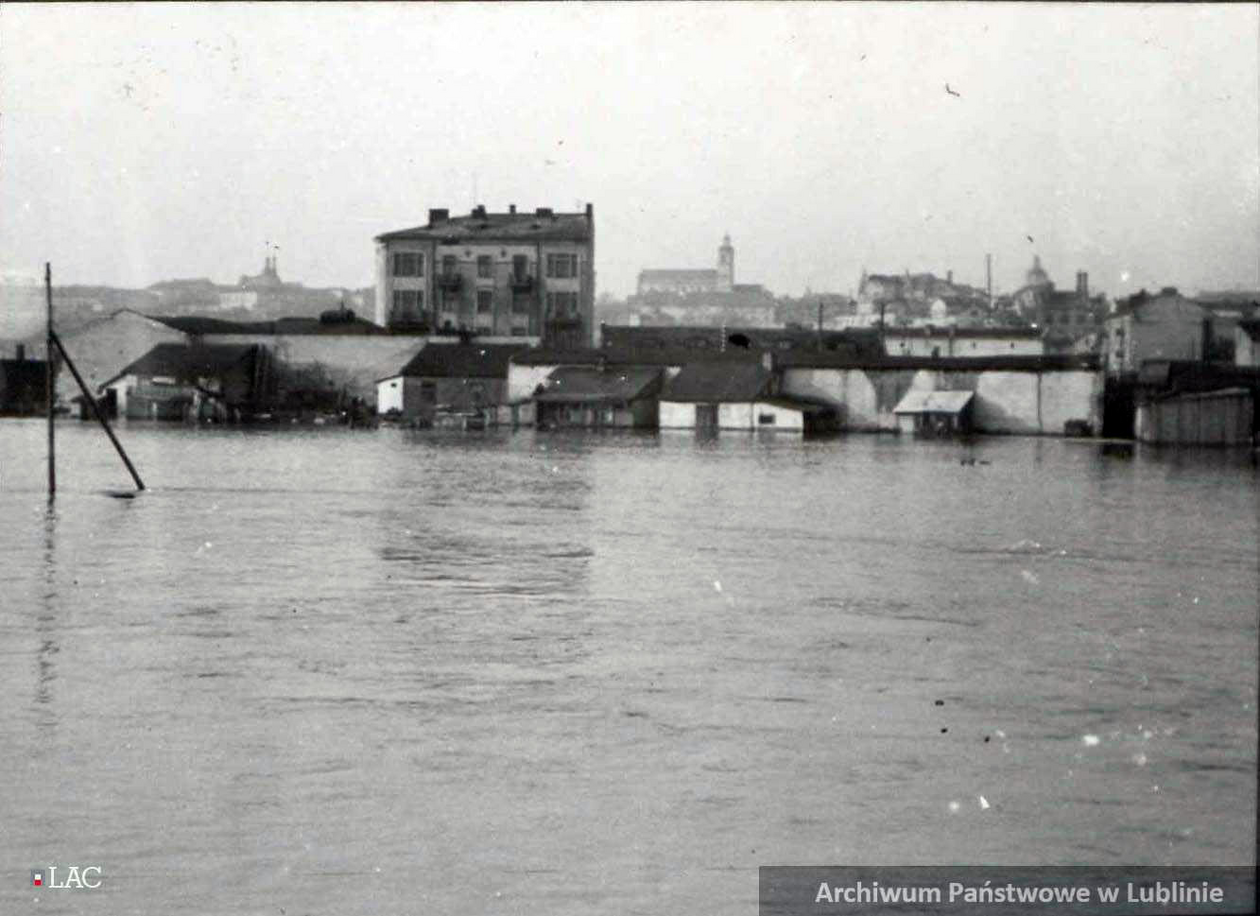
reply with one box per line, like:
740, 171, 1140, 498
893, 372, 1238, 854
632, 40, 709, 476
101, 343, 259, 389
376, 209, 591, 243
151, 315, 386, 336
515, 347, 1099, 373
389, 343, 532, 380
660, 362, 772, 402
600, 324, 884, 356
534, 366, 662, 404
1138, 360, 1260, 394
774, 352, 1101, 372
514, 346, 760, 368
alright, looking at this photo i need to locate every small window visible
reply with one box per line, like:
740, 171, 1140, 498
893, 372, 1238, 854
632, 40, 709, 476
392, 252, 421, 277
512, 255, 529, 281
442, 255, 458, 276
477, 255, 492, 279
477, 290, 493, 313
758, 413, 776, 425
545, 253, 578, 279
419, 382, 437, 404
392, 289, 419, 313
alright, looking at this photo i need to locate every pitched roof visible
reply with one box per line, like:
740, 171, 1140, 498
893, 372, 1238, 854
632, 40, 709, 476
513, 346, 759, 368
101, 343, 258, 389
893, 390, 975, 414
660, 361, 772, 402
534, 366, 662, 404
390, 343, 532, 380
152, 315, 386, 336
376, 209, 591, 243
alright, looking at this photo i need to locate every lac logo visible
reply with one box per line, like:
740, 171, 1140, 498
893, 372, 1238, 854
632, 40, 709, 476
32, 866, 102, 889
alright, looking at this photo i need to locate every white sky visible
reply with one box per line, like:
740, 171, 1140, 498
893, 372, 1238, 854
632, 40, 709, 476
1, 2, 1257, 299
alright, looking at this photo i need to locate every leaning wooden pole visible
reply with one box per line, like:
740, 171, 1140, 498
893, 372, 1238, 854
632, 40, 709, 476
45, 263, 55, 499
50, 330, 145, 492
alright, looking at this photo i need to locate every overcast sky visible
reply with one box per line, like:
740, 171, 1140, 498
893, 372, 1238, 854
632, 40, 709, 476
2, 2, 1257, 299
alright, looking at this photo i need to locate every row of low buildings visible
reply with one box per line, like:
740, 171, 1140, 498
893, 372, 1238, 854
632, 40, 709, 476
370, 327, 1104, 438
15, 201, 1255, 444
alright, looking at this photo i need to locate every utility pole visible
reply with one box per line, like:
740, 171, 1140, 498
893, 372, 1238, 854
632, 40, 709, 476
45, 263, 55, 500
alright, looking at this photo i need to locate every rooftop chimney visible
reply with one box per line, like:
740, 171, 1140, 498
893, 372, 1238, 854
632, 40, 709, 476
947, 270, 953, 285
585, 202, 593, 219
15, 343, 25, 361
472, 204, 487, 219
429, 208, 449, 225
535, 207, 553, 217
509, 204, 516, 214
1077, 271, 1088, 301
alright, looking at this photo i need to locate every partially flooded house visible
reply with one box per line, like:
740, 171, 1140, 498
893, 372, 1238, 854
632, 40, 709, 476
100, 343, 271, 420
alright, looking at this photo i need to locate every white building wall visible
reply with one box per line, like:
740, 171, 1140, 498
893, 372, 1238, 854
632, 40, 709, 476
752, 402, 805, 431
884, 333, 1044, 357
1236, 327, 1259, 367
718, 402, 754, 429
659, 401, 697, 428
377, 376, 404, 414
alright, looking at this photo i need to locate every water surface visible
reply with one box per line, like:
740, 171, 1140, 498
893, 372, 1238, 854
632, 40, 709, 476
1, 420, 1256, 914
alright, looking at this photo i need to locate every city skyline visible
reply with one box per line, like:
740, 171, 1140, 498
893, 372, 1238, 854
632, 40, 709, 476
1, 3, 1257, 300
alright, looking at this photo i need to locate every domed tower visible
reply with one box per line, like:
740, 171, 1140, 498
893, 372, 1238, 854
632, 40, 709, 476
1025, 254, 1051, 289
717, 233, 734, 292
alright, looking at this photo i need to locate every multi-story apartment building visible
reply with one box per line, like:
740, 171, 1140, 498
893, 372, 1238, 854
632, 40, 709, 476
374, 204, 595, 348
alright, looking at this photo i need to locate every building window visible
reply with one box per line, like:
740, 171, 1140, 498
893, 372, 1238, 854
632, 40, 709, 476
546, 253, 578, 279
758, 413, 776, 425
477, 290, 493, 313
475, 322, 492, 334
546, 291, 578, 317
511, 328, 528, 337
420, 382, 437, 404
442, 255, 458, 276
477, 255, 492, 279
392, 252, 422, 277
512, 297, 532, 315
392, 289, 420, 313
513, 255, 530, 281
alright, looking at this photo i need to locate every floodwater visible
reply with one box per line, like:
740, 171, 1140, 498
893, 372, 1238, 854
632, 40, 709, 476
1, 419, 1256, 914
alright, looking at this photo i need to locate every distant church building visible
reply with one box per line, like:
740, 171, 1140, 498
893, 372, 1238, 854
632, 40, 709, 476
628, 235, 774, 328
637, 234, 735, 296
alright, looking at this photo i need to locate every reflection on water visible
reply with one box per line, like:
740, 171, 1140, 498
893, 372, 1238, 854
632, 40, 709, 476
0, 419, 1256, 914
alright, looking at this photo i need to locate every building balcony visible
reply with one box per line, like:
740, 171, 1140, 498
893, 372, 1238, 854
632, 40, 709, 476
509, 275, 535, 293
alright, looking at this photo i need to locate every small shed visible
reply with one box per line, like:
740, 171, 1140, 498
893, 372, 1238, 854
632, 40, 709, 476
376, 342, 531, 422
892, 389, 975, 437
533, 365, 663, 429
1136, 387, 1254, 446
659, 361, 835, 433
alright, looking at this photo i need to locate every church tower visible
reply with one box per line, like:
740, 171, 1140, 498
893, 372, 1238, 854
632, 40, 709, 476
716, 233, 734, 292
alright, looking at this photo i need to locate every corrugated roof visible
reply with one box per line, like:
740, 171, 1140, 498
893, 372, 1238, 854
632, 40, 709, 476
391, 343, 532, 380
101, 343, 259, 389
376, 210, 591, 243
660, 362, 772, 403
893, 390, 975, 414
534, 366, 662, 404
